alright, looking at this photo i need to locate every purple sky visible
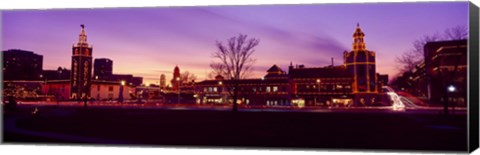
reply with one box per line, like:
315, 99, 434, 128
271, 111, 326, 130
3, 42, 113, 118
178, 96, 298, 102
2, 2, 469, 85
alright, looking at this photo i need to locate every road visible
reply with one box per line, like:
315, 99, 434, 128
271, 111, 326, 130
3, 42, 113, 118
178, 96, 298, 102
3, 103, 468, 151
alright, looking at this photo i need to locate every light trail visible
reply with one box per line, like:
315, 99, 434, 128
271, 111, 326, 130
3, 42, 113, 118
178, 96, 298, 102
383, 86, 406, 111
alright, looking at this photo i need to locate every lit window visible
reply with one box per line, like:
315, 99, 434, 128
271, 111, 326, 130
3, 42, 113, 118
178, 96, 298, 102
213, 87, 218, 92
273, 86, 278, 92
266, 86, 271, 92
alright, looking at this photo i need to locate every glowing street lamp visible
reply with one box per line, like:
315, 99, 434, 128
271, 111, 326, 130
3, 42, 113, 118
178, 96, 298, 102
218, 81, 223, 103
118, 80, 125, 103
315, 79, 321, 106
176, 77, 180, 104
447, 85, 456, 92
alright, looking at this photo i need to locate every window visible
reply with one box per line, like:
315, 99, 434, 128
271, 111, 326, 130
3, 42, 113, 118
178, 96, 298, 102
273, 86, 278, 92
266, 86, 271, 92
213, 87, 218, 92
108, 86, 114, 91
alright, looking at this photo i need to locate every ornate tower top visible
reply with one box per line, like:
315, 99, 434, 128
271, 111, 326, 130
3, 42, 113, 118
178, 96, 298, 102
352, 23, 366, 51
77, 24, 88, 47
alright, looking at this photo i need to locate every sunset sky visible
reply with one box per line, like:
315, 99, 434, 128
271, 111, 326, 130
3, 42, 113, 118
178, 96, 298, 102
2, 2, 469, 85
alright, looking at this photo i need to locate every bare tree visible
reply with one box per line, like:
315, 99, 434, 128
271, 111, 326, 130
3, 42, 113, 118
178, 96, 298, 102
396, 33, 441, 72
179, 71, 197, 85
211, 34, 260, 112
444, 25, 468, 40
207, 62, 227, 80
396, 25, 467, 72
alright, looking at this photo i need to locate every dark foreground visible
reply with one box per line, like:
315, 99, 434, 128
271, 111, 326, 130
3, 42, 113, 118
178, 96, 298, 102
3, 105, 467, 152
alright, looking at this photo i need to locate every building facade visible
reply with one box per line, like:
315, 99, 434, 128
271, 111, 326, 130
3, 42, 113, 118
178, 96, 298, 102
424, 40, 467, 106
93, 58, 113, 80
3, 49, 43, 81
195, 65, 291, 106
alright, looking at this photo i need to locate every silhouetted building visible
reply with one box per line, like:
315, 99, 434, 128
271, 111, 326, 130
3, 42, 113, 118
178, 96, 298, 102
378, 74, 389, 86
171, 66, 181, 91
3, 49, 43, 80
131, 77, 143, 87
42, 67, 70, 81
93, 58, 113, 80
70, 24, 93, 100
424, 40, 467, 106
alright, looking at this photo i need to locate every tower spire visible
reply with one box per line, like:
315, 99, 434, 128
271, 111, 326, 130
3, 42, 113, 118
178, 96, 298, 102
352, 23, 366, 51
77, 24, 88, 47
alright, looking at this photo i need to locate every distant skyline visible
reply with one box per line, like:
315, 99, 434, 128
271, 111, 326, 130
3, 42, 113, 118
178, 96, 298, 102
2, 2, 469, 85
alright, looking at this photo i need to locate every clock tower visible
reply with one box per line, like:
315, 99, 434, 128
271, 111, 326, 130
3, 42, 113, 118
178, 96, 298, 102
70, 24, 93, 100
344, 23, 378, 106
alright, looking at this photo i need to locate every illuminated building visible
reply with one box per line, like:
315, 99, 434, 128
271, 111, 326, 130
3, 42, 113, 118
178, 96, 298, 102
160, 74, 166, 88
424, 40, 467, 106
2, 49, 43, 81
195, 64, 291, 105
40, 25, 138, 101
288, 64, 354, 106
93, 58, 113, 80
2, 49, 45, 100
194, 24, 385, 106
343, 23, 380, 106
70, 24, 93, 100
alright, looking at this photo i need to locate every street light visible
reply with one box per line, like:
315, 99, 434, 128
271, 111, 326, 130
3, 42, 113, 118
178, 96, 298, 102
447, 84, 456, 114
447, 85, 456, 92
176, 77, 180, 104
118, 80, 125, 103
316, 79, 321, 106
218, 81, 223, 104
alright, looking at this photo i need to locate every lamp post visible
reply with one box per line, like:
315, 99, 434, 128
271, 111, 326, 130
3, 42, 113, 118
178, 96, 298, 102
176, 77, 180, 104
447, 84, 456, 114
261, 77, 265, 106
218, 81, 223, 104
316, 79, 321, 106
118, 80, 125, 103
